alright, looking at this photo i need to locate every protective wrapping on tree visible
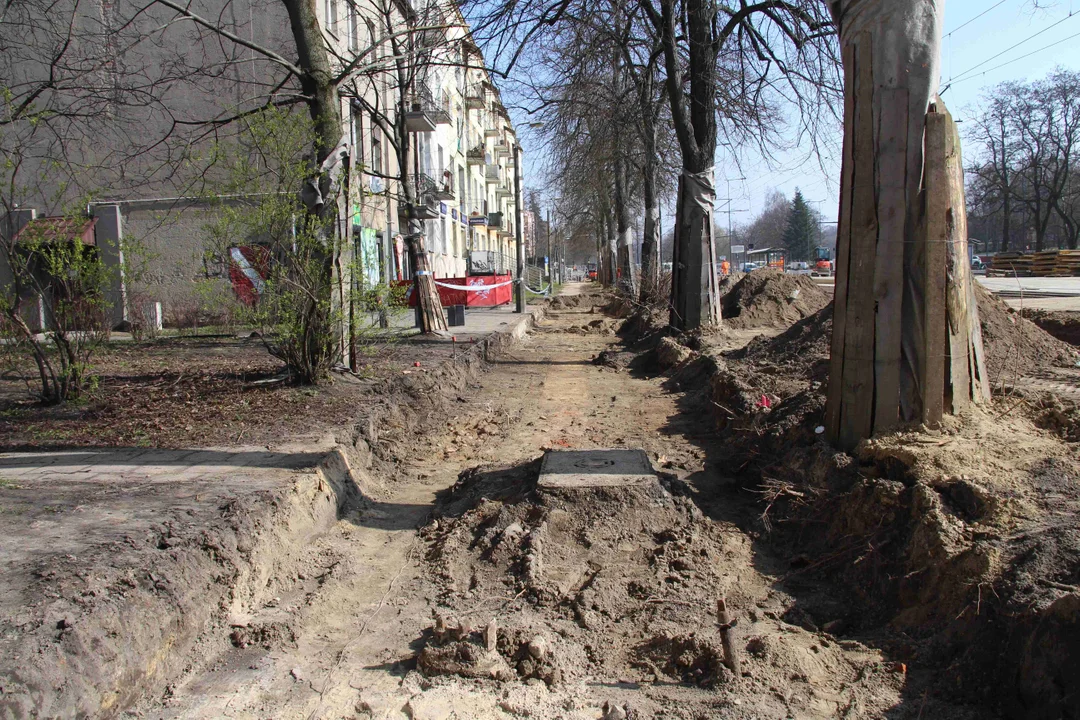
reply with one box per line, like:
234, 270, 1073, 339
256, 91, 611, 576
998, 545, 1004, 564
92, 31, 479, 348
670, 167, 720, 330
826, 1, 988, 451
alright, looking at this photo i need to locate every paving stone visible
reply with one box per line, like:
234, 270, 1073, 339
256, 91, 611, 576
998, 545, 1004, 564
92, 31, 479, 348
538, 449, 656, 489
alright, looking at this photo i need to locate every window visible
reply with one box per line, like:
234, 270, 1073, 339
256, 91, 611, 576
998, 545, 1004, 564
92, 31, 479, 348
323, 0, 338, 34
348, 5, 359, 51
370, 124, 384, 193
351, 105, 364, 166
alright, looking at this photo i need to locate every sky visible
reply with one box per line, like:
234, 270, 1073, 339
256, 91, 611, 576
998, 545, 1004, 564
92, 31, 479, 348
723, 0, 1080, 228
512, 0, 1080, 234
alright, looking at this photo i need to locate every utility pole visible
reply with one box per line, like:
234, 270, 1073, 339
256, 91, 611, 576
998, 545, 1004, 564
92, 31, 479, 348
546, 208, 552, 284
514, 143, 525, 313
726, 177, 744, 241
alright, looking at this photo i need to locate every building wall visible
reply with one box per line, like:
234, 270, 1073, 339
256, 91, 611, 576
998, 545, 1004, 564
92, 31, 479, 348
6, 0, 521, 319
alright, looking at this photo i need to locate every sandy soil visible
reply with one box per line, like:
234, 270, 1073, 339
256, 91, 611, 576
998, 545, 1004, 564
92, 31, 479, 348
0, 331, 466, 450
125, 285, 987, 720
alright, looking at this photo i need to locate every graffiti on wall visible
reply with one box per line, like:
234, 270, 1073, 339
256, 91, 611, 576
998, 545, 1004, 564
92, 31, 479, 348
227, 245, 271, 305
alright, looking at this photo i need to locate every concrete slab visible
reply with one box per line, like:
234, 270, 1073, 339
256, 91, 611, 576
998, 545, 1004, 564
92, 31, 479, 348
538, 449, 656, 489
977, 276, 1080, 311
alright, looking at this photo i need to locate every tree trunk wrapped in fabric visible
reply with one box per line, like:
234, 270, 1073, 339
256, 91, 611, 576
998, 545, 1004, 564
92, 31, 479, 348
826, 0, 989, 451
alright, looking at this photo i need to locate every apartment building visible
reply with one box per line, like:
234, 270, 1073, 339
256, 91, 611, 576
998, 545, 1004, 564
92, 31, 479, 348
329, 0, 521, 284
2, 0, 522, 327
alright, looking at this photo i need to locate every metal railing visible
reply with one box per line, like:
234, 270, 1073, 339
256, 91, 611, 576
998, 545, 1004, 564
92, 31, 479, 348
468, 249, 516, 276
408, 86, 451, 125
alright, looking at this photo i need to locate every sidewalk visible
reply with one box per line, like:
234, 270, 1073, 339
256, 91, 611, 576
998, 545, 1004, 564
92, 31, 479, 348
383, 299, 547, 342
0, 303, 544, 718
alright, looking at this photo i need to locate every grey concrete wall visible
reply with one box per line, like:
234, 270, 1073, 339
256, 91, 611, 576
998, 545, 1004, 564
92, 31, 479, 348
116, 201, 241, 327
91, 205, 129, 327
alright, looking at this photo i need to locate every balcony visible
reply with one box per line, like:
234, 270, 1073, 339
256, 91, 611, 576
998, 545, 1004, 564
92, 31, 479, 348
484, 164, 501, 185
487, 212, 503, 228
464, 81, 486, 110
404, 173, 446, 219
484, 127, 500, 138
405, 88, 451, 132
496, 183, 513, 200
466, 145, 489, 166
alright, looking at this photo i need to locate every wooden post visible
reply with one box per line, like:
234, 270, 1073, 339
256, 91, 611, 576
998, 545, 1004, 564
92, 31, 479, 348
716, 596, 741, 678
825, 2, 988, 451
407, 232, 448, 334
927, 101, 991, 413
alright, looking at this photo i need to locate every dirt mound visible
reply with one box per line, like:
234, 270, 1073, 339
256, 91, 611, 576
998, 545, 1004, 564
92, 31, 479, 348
716, 271, 746, 298
549, 295, 582, 310
638, 285, 1080, 716
592, 348, 630, 369
414, 461, 907, 718
975, 285, 1079, 384
602, 295, 635, 318
1025, 309, 1080, 347
567, 317, 619, 336
717, 287, 1076, 392
720, 269, 831, 329
655, 337, 696, 369
729, 305, 833, 393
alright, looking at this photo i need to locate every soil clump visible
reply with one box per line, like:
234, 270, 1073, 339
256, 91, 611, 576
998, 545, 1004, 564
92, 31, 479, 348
719, 269, 831, 329
609, 279, 1080, 718
414, 462, 906, 718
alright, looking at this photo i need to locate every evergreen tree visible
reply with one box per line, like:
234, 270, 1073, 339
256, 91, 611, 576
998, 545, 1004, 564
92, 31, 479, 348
781, 189, 817, 262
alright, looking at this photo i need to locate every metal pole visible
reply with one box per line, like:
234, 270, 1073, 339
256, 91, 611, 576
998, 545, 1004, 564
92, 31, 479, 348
514, 143, 525, 313
546, 208, 552, 283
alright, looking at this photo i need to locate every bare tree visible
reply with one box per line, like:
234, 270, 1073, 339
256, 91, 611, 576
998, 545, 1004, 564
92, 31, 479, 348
966, 85, 1023, 252
966, 70, 1080, 252
639, 0, 837, 330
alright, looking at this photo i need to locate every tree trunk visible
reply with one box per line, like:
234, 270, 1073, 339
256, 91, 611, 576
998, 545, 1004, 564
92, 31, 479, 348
670, 171, 719, 330
604, 205, 617, 287
396, 101, 447, 334
1001, 188, 1011, 252
284, 0, 351, 375
640, 156, 661, 303
825, 2, 989, 451
660, 0, 720, 331
614, 154, 638, 297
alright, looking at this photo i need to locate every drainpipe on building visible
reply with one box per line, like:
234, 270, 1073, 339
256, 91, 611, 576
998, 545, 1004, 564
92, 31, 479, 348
514, 143, 525, 313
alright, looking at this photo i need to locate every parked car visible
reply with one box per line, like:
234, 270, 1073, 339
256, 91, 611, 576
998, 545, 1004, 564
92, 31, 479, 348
741, 261, 761, 272
971, 256, 986, 274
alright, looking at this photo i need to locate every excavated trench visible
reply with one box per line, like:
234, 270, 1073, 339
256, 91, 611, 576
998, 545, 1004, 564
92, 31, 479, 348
9, 284, 1072, 719
116, 286, 999, 720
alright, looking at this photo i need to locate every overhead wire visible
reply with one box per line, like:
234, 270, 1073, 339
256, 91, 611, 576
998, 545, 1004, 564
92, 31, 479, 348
947, 27, 1080, 86
948, 11, 1078, 85
944, 0, 1009, 38
946, 0, 1010, 81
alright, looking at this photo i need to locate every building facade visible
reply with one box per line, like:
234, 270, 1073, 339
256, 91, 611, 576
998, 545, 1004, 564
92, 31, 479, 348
1, 0, 523, 327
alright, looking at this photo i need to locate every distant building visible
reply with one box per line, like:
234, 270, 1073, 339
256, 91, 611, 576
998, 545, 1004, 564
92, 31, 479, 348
522, 210, 537, 258
1, 0, 523, 326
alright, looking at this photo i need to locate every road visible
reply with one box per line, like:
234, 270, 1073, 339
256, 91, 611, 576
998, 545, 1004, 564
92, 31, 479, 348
128, 284, 976, 719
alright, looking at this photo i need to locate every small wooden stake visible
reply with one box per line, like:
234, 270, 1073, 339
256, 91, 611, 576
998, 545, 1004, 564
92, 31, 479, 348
484, 618, 497, 653
716, 596, 741, 678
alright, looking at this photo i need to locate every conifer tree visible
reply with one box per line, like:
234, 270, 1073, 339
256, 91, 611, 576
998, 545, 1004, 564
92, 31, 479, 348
781, 189, 816, 262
